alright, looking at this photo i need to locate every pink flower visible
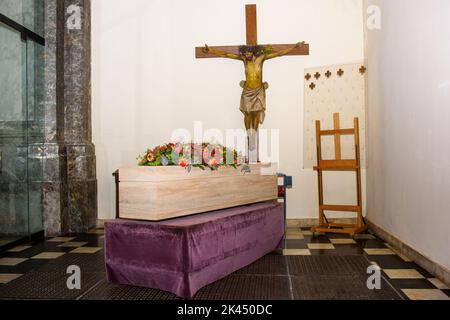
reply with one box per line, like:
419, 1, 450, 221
175, 146, 183, 154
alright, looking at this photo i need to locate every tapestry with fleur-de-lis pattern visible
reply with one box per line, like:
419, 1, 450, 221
303, 62, 367, 169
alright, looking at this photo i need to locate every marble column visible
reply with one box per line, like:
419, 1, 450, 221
43, 0, 97, 236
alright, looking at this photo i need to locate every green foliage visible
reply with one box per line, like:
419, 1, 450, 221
138, 142, 245, 172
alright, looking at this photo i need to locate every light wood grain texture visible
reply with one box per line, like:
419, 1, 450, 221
118, 164, 278, 221
195, 44, 310, 59
246, 4, 258, 45
333, 113, 342, 160
320, 205, 359, 212
314, 159, 359, 171
320, 128, 355, 136
119, 163, 275, 181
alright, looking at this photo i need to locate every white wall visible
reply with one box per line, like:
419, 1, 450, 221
92, 0, 365, 220
365, 0, 450, 270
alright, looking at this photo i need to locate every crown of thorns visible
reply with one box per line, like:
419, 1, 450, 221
239, 45, 267, 56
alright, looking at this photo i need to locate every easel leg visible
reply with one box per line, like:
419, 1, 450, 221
318, 170, 324, 225
356, 168, 363, 229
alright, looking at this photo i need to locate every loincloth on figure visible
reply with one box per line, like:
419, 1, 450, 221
240, 82, 269, 124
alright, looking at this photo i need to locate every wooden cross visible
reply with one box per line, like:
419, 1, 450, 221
195, 4, 309, 163
195, 4, 309, 58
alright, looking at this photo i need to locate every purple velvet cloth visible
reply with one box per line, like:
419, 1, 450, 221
105, 202, 284, 298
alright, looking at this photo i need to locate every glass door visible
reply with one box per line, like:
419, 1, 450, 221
0, 0, 45, 249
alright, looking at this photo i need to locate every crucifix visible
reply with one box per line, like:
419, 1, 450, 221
196, 4, 309, 163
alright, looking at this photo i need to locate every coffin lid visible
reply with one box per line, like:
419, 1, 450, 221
117, 163, 278, 182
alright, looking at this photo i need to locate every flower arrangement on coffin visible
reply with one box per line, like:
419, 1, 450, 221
137, 142, 247, 172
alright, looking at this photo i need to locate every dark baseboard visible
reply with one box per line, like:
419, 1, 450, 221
368, 219, 450, 288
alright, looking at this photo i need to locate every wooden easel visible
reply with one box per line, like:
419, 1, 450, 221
312, 113, 367, 236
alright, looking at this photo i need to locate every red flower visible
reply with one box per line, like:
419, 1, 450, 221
179, 158, 189, 168
209, 158, 218, 167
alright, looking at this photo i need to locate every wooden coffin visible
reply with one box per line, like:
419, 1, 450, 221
116, 164, 278, 221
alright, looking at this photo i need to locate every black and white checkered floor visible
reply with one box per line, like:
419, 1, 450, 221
0, 227, 449, 300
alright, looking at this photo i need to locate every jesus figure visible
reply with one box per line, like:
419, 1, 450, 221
203, 42, 304, 132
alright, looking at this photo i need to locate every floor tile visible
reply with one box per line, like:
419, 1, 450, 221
428, 278, 449, 290
308, 243, 335, 250
311, 232, 326, 236
7, 246, 32, 253
330, 238, 357, 245
292, 274, 401, 300
389, 279, 437, 290
384, 243, 412, 262
402, 289, 450, 300
0, 271, 105, 300
312, 245, 364, 256
411, 266, 434, 278
308, 239, 333, 246
193, 275, 292, 300
0, 258, 28, 266
287, 255, 372, 278
16, 242, 72, 257
286, 227, 302, 233
81, 280, 178, 300
70, 247, 102, 254
0, 259, 49, 274
283, 249, 311, 256
236, 255, 287, 275
70, 235, 104, 247
38, 253, 105, 273
46, 237, 76, 243
364, 248, 396, 255
384, 269, 425, 279
0, 274, 23, 284
358, 239, 389, 248
285, 234, 305, 240
326, 233, 353, 239
367, 255, 417, 270
58, 242, 88, 248
0, 238, 21, 247
31, 252, 65, 260
395, 253, 412, 262
282, 239, 308, 249
354, 234, 376, 240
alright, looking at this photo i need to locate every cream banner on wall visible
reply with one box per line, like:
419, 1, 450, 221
303, 62, 367, 169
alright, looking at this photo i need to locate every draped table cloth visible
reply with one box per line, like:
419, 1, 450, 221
105, 202, 284, 298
